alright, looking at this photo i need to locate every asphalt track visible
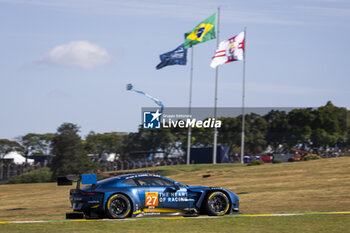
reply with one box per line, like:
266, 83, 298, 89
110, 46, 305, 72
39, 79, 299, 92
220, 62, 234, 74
0, 211, 349, 224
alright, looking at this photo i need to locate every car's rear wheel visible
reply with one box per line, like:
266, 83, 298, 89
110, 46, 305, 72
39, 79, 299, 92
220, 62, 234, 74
106, 194, 132, 219
204, 191, 230, 216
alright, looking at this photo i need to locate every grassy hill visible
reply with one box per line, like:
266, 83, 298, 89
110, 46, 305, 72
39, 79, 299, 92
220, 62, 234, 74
0, 157, 350, 221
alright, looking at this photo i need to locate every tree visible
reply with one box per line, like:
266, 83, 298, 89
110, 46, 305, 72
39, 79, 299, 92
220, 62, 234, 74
0, 139, 24, 156
169, 126, 188, 152
85, 132, 125, 158
17, 133, 55, 157
264, 110, 290, 149
218, 114, 268, 154
310, 101, 347, 147
346, 109, 350, 147
121, 126, 177, 159
49, 123, 94, 178
191, 124, 213, 147
218, 117, 241, 153
244, 113, 268, 154
287, 108, 314, 146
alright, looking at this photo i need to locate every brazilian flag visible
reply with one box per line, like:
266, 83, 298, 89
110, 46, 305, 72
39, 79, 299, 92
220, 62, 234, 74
184, 13, 216, 49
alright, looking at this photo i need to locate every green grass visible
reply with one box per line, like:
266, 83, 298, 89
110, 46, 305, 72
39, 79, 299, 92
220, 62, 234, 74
1, 215, 350, 233
0, 157, 350, 232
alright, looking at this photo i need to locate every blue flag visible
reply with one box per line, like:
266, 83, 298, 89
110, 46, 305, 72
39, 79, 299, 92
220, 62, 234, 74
156, 44, 187, 70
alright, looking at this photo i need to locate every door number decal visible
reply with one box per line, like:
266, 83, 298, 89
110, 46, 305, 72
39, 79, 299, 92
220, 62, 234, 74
145, 192, 158, 206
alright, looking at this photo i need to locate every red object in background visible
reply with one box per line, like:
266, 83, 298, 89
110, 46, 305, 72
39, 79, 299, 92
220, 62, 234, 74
261, 155, 272, 163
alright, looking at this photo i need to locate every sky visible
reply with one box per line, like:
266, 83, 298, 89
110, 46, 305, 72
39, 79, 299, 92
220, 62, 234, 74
1, 0, 349, 139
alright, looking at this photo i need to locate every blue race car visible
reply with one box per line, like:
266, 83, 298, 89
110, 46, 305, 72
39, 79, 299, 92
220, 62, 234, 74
66, 173, 240, 219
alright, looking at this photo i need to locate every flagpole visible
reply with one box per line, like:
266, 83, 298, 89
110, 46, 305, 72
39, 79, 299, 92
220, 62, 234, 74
213, 6, 220, 164
186, 47, 194, 165
240, 27, 247, 164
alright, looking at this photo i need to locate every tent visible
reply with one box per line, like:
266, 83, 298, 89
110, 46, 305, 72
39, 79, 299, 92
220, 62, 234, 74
2, 151, 34, 165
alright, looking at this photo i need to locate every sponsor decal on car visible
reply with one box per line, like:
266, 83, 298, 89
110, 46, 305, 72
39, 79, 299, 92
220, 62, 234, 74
159, 191, 189, 203
87, 200, 100, 204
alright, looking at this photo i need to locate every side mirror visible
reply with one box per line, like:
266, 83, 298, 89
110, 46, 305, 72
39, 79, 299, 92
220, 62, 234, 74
174, 182, 180, 191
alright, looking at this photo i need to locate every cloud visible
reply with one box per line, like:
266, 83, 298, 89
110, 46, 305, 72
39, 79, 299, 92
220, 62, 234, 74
3, 0, 349, 26
0, 0, 305, 25
38, 40, 112, 69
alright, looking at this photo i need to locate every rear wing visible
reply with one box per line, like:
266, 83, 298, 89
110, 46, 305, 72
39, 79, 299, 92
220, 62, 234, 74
57, 174, 97, 189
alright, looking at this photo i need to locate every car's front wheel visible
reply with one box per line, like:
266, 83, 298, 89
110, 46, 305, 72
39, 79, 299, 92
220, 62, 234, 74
106, 194, 132, 219
204, 191, 230, 216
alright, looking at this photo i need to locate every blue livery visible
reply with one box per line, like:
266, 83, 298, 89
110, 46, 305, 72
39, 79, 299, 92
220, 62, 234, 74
69, 173, 240, 219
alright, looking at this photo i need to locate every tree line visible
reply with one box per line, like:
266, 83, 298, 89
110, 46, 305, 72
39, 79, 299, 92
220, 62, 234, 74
1, 101, 349, 177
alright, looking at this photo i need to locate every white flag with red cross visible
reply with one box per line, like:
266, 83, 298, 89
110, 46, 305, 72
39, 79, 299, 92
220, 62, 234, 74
210, 31, 245, 68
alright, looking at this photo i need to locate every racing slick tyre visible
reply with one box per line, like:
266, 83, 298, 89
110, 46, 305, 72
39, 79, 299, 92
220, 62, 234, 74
204, 191, 230, 216
106, 194, 132, 219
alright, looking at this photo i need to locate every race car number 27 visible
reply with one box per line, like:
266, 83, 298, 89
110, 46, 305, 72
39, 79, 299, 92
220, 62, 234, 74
145, 192, 158, 206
